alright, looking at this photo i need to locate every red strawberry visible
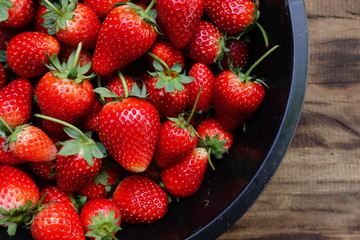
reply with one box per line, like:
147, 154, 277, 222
161, 147, 208, 198
0, 164, 40, 236
35, 44, 95, 138
98, 93, 160, 172
59, 45, 94, 75
105, 74, 137, 101
0, 78, 32, 128
33, 4, 48, 33
156, 0, 204, 48
187, 62, 215, 111
28, 160, 56, 180
6, 32, 61, 78
204, 0, 256, 36
78, 99, 103, 132
220, 38, 249, 70
39, 186, 74, 207
80, 198, 121, 240
41, 0, 101, 49
82, 0, 126, 19
0, 0, 35, 28
197, 117, 234, 151
0, 64, 6, 90
78, 167, 120, 199
31, 202, 85, 240
8, 124, 58, 163
112, 175, 168, 224
92, 2, 158, 75
0, 133, 26, 165
154, 115, 198, 168
148, 41, 185, 69
185, 21, 224, 65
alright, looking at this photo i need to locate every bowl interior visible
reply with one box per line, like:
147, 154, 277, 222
0, 0, 308, 239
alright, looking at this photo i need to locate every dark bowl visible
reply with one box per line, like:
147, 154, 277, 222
0, 0, 308, 239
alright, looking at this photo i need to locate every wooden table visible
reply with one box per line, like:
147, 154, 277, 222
218, 0, 360, 239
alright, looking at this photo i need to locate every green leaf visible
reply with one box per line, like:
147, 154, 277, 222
170, 62, 182, 73
153, 60, 164, 72
67, 68, 78, 79
96, 141, 107, 156
58, 139, 82, 156
178, 75, 194, 84
91, 143, 105, 159
0, 50, 6, 62
165, 82, 175, 93
93, 87, 118, 98
82, 144, 94, 166
0, 0, 13, 22
172, 79, 184, 91
94, 168, 109, 185
63, 127, 82, 139
155, 78, 167, 89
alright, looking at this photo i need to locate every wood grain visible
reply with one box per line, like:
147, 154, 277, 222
218, 0, 360, 239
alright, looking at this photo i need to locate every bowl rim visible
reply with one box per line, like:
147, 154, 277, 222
185, 0, 309, 239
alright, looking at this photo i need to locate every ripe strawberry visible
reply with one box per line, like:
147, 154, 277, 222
0, 78, 32, 128
187, 63, 215, 111
78, 99, 103, 132
7, 124, 58, 163
97, 85, 160, 172
6, 32, 61, 78
0, 0, 35, 28
213, 46, 278, 130
145, 55, 194, 118
59, 45, 94, 75
80, 198, 121, 240
41, 0, 101, 49
39, 186, 74, 208
197, 117, 234, 151
156, 0, 204, 48
0, 133, 26, 165
148, 41, 185, 69
31, 202, 85, 240
154, 115, 198, 168
92, 1, 158, 75
161, 147, 208, 198
35, 44, 95, 138
28, 160, 56, 180
33, 4, 48, 33
0, 64, 6, 90
78, 167, 120, 199
220, 38, 249, 70
112, 175, 168, 224
185, 21, 224, 65
0, 164, 40, 236
105, 73, 137, 101
82, 0, 126, 19
204, 0, 256, 36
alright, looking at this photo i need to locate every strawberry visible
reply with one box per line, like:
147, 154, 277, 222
92, 1, 158, 75
161, 147, 208, 198
35, 44, 95, 138
78, 99, 103, 132
112, 175, 168, 224
156, 0, 204, 48
6, 31, 61, 78
154, 114, 198, 168
0, 0, 35, 28
31, 201, 85, 240
96, 81, 161, 173
35, 114, 107, 193
0, 164, 40, 236
204, 0, 256, 36
148, 41, 185, 69
187, 62, 215, 111
185, 21, 224, 65
145, 54, 194, 119
41, 0, 101, 49
82, 0, 126, 19
197, 117, 234, 151
39, 186, 74, 208
0, 133, 26, 165
105, 73, 137, 101
80, 198, 121, 240
78, 167, 120, 199
213, 46, 278, 130
220, 38, 249, 70
28, 160, 57, 180
33, 4, 48, 33
0, 78, 32, 128
59, 45, 94, 75
0, 63, 6, 90
6, 124, 58, 163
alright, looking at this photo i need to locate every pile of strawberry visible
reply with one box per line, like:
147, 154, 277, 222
0, 0, 278, 239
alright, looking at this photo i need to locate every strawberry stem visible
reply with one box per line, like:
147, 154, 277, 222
186, 86, 203, 125
144, 0, 156, 13
147, 52, 172, 76
255, 22, 269, 48
43, 0, 64, 16
34, 114, 88, 141
0, 117, 13, 134
104, 228, 119, 240
244, 45, 279, 79
71, 42, 83, 70
117, 71, 129, 98
207, 148, 215, 170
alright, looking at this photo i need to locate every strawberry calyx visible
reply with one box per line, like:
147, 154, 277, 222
46, 42, 96, 84
214, 36, 231, 70
40, 0, 77, 35
34, 114, 107, 166
168, 114, 198, 138
148, 52, 194, 93
198, 134, 228, 170
0, 0, 13, 22
85, 210, 121, 240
